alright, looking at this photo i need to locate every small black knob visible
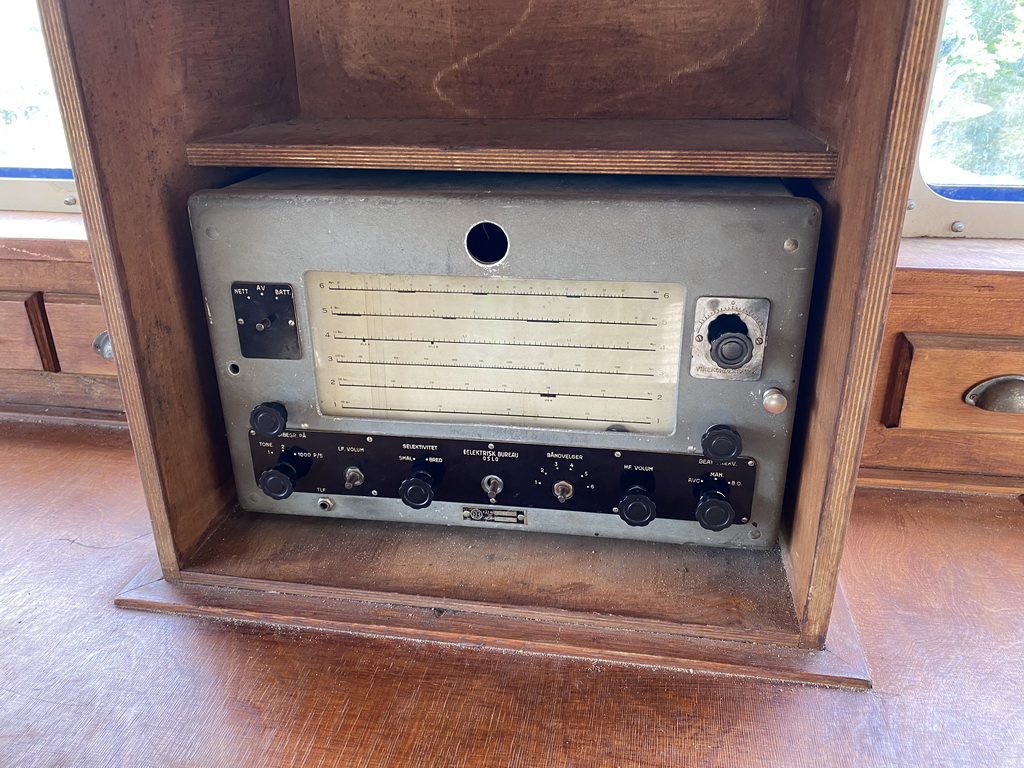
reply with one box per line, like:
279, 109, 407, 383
695, 491, 735, 531
710, 332, 754, 369
250, 402, 288, 437
618, 487, 657, 527
258, 464, 298, 500
701, 424, 743, 461
399, 470, 435, 509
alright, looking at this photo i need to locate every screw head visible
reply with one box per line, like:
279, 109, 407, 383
63, 195, 78, 207
906, 199, 917, 211
951, 220, 966, 233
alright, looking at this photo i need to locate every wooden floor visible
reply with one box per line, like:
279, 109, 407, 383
0, 422, 1021, 767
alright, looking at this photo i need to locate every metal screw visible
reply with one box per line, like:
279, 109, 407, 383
747, 459, 756, 467
614, 451, 621, 458
906, 199, 916, 211
951, 221, 966, 233
63, 195, 77, 206
749, 529, 762, 540
237, 318, 245, 325
783, 238, 799, 252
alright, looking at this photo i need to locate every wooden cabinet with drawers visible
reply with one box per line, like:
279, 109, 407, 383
0, 217, 124, 422
861, 242, 1024, 484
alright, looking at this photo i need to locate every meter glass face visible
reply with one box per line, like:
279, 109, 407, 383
306, 272, 684, 435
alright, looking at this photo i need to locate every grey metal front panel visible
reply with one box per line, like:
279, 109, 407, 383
189, 171, 820, 549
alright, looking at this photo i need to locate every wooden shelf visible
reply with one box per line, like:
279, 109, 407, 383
182, 512, 802, 646
187, 117, 838, 177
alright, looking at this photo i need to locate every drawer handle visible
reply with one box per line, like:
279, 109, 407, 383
964, 375, 1024, 414
92, 330, 114, 360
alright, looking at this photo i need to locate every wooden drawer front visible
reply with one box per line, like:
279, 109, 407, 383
0, 296, 43, 371
44, 299, 116, 376
893, 333, 1024, 435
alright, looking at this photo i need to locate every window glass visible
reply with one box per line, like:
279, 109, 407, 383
0, 0, 73, 179
920, 0, 1024, 201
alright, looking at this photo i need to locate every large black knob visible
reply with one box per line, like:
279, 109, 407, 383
250, 402, 288, 437
618, 487, 657, 527
258, 463, 298, 500
701, 424, 743, 461
399, 469, 436, 509
695, 490, 735, 531
710, 332, 754, 369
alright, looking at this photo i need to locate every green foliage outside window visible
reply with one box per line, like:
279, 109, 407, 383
923, 0, 1024, 185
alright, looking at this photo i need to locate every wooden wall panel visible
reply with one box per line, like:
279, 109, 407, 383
289, 0, 802, 119
39, 0, 300, 575
784, 0, 944, 647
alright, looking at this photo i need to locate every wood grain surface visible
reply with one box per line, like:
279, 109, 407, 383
897, 237, 1024, 271
0, 211, 87, 241
858, 467, 1024, 496
862, 268, 1024, 477
895, 333, 1024, 434
187, 117, 839, 177
39, 0, 300, 574
0, 295, 44, 371
0, 236, 90, 262
783, 0, 944, 646
0, 369, 123, 411
41, 0, 942, 656
43, 296, 118, 377
2, 424, 1023, 766
120, 571, 870, 689
183, 511, 801, 646
290, 0, 800, 119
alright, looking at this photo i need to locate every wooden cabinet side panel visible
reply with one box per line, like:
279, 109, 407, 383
39, 0, 300, 574
785, 0, 944, 646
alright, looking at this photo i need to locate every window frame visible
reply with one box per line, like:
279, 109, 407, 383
902, 0, 1024, 240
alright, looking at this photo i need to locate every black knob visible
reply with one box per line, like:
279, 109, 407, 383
250, 402, 288, 437
618, 487, 657, 527
258, 463, 298, 500
701, 424, 743, 461
710, 331, 754, 369
696, 490, 735, 531
399, 470, 435, 509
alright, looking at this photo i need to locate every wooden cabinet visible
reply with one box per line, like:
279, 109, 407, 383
38, 0, 945, 682
862, 253, 1024, 482
0, 227, 123, 421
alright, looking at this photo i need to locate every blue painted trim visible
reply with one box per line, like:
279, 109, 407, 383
0, 167, 75, 180
929, 184, 1024, 202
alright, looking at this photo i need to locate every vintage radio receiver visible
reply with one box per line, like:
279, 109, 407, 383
189, 171, 820, 549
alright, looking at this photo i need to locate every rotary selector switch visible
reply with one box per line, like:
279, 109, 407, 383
695, 490, 735, 531
258, 462, 299, 500
249, 402, 288, 437
399, 469, 437, 509
701, 424, 743, 461
617, 486, 657, 527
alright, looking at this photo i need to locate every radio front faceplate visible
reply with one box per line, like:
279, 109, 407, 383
189, 171, 820, 549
